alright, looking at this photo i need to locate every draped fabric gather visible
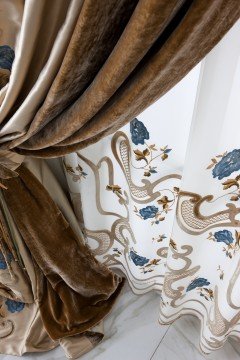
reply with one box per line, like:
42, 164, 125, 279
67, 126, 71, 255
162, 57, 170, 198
0, 0, 239, 358
64, 20, 240, 353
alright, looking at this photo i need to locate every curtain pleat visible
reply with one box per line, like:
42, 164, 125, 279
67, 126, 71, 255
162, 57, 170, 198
0, 0, 238, 157
63, 19, 240, 353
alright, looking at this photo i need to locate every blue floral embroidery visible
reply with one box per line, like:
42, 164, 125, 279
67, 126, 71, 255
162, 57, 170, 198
212, 149, 240, 180
214, 230, 234, 245
186, 278, 210, 292
0, 45, 15, 71
139, 205, 158, 220
130, 118, 149, 145
130, 251, 149, 266
0, 251, 13, 270
5, 299, 25, 313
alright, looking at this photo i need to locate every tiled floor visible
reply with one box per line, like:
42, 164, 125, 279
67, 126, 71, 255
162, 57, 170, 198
1, 284, 240, 360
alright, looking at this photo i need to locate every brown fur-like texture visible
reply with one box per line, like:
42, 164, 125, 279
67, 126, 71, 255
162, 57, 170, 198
3, 0, 239, 157
1, 165, 124, 340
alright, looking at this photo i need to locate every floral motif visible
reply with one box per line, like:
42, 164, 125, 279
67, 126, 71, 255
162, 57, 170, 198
130, 118, 149, 145
208, 230, 240, 258
0, 45, 15, 70
211, 149, 240, 180
139, 205, 158, 220
152, 234, 167, 243
207, 150, 240, 201
141, 258, 161, 274
220, 175, 240, 201
157, 195, 173, 212
186, 278, 213, 300
5, 299, 25, 313
134, 191, 177, 224
132, 144, 172, 177
199, 288, 214, 301
186, 277, 210, 292
130, 118, 172, 178
213, 230, 234, 245
64, 162, 87, 181
129, 249, 161, 274
0, 251, 13, 270
130, 250, 149, 266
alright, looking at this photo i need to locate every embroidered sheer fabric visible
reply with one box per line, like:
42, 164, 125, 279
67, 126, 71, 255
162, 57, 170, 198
64, 20, 240, 353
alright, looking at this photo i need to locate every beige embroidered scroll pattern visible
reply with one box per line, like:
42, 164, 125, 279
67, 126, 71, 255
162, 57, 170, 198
111, 131, 181, 204
64, 119, 181, 292
176, 191, 240, 235
159, 242, 240, 352
75, 150, 168, 292
160, 148, 240, 353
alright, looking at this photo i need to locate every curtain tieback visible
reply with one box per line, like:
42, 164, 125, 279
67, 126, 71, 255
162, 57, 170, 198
0, 150, 25, 189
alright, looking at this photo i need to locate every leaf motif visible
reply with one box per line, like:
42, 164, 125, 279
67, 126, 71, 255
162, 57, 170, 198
170, 239, 177, 250
161, 153, 168, 161
143, 148, 150, 157
133, 149, 143, 157
149, 144, 157, 151
230, 195, 239, 201
149, 166, 157, 174
157, 196, 173, 205
206, 163, 215, 170
150, 259, 160, 265
106, 185, 122, 194
133, 149, 148, 162
65, 164, 75, 173
207, 233, 213, 240
222, 179, 239, 190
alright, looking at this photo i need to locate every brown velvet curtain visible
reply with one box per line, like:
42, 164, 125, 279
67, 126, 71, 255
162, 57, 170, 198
3, 0, 240, 157
0, 0, 240, 347
1, 165, 123, 340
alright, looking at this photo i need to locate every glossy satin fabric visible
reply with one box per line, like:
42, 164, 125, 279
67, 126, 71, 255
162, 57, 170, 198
0, 0, 83, 140
0, 2, 124, 355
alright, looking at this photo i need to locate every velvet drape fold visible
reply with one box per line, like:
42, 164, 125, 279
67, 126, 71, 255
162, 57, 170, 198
1, 165, 123, 340
1, 0, 239, 157
0, 0, 240, 356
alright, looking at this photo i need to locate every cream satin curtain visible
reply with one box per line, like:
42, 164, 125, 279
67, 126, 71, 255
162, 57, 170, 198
0, 0, 83, 138
64, 20, 240, 353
